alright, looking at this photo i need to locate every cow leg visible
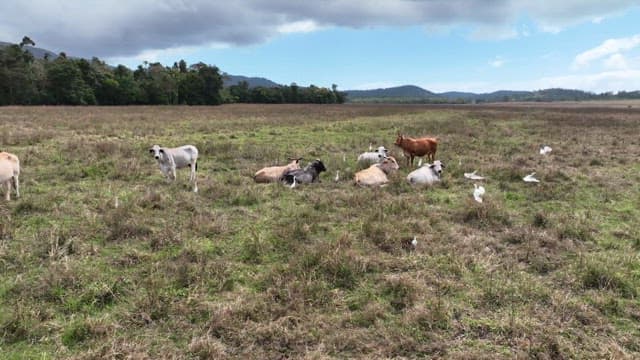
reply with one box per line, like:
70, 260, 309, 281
170, 165, 177, 181
5, 181, 10, 201
13, 175, 19, 198
191, 163, 198, 192
190, 162, 196, 182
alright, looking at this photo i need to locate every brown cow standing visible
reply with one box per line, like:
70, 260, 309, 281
394, 133, 438, 167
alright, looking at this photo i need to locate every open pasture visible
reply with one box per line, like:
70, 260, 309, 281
1, 103, 640, 358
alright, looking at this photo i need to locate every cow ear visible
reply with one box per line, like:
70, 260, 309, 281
159, 149, 164, 153
441, 162, 445, 168
149, 149, 154, 153
429, 164, 435, 168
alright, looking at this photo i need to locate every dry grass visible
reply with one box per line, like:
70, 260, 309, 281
1, 103, 639, 359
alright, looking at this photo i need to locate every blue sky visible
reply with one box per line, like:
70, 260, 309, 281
2, 1, 640, 93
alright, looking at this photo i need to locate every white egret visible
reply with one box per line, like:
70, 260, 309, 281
523, 172, 540, 183
334, 170, 340, 182
464, 170, 485, 180
290, 176, 297, 188
539, 145, 552, 155
473, 183, 485, 203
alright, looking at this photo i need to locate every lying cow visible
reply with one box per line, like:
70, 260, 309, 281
357, 146, 389, 168
0, 152, 20, 201
282, 159, 327, 185
406, 160, 445, 186
149, 144, 199, 192
354, 156, 399, 187
254, 158, 302, 183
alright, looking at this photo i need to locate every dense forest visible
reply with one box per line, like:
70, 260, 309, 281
0, 37, 346, 106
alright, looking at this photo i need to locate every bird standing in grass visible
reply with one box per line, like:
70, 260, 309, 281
473, 183, 485, 203
290, 176, 297, 188
335, 170, 340, 182
539, 145, 552, 155
523, 172, 540, 183
411, 236, 417, 248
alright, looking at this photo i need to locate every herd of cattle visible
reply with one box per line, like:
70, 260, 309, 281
0, 133, 442, 201
252, 133, 442, 188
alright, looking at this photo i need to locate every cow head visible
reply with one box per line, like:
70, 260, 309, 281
376, 146, 388, 155
378, 156, 400, 174
429, 160, 445, 176
394, 133, 404, 146
149, 145, 164, 160
311, 159, 327, 173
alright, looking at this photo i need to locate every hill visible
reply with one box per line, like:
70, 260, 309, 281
346, 85, 436, 99
222, 73, 280, 88
345, 85, 603, 103
0, 41, 59, 60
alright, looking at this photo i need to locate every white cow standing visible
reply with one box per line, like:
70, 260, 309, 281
0, 152, 20, 201
149, 144, 199, 192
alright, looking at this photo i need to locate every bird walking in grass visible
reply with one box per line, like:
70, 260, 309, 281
335, 170, 340, 182
523, 172, 540, 183
539, 145, 552, 155
473, 183, 485, 203
411, 236, 417, 248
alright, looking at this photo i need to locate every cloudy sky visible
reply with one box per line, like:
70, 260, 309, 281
1, 1, 640, 93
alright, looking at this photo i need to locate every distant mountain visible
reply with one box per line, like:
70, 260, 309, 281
345, 85, 601, 103
347, 85, 436, 99
222, 73, 280, 88
0, 41, 59, 60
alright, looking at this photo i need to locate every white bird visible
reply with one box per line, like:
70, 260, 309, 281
539, 145, 552, 155
473, 183, 485, 203
523, 172, 540, 183
290, 176, 297, 188
368, 143, 373, 151
411, 236, 417, 248
464, 170, 486, 180
417, 158, 422, 167
334, 170, 340, 182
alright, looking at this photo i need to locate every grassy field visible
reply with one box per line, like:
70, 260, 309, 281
1, 103, 639, 359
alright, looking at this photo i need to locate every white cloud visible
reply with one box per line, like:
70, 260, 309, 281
277, 20, 322, 34
531, 69, 640, 93
489, 56, 506, 68
603, 53, 629, 70
470, 26, 519, 41
572, 34, 640, 69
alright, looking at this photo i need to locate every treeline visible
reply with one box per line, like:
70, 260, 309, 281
0, 38, 346, 105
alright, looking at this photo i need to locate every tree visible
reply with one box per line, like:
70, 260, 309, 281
45, 57, 94, 104
19, 36, 35, 48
